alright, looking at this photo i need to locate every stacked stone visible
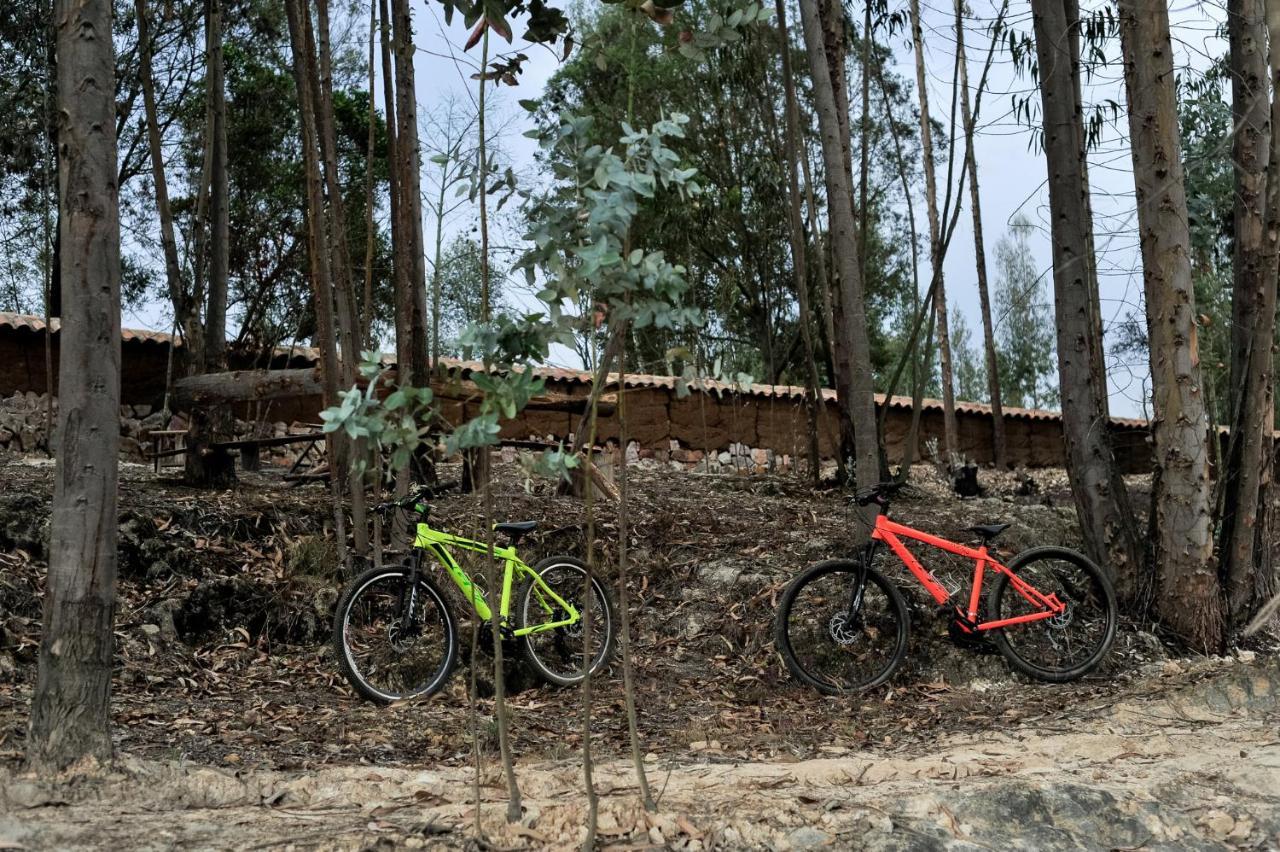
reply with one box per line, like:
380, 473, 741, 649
0, 392, 53, 454
0, 392, 320, 468
604, 437, 790, 474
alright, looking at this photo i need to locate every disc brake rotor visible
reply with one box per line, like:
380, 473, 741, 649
828, 611, 860, 646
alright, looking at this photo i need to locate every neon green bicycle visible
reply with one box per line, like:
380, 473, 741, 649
333, 486, 615, 704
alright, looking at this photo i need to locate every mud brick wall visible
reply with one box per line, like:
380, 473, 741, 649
0, 319, 1161, 471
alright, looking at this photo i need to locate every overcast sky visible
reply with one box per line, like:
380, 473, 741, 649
122, 0, 1228, 420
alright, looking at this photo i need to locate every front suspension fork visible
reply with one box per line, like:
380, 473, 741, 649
397, 550, 423, 629
847, 541, 878, 620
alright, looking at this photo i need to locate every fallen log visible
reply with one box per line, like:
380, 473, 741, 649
173, 368, 324, 408
173, 368, 615, 415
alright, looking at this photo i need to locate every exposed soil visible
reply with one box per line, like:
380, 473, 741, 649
0, 456, 1277, 849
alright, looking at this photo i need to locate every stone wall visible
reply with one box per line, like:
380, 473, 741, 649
0, 391, 321, 468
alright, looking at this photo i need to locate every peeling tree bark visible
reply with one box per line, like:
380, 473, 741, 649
1030, 0, 1142, 593
27, 0, 121, 773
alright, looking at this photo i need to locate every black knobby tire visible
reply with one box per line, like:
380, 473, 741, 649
988, 546, 1117, 683
517, 556, 616, 687
333, 565, 459, 704
774, 559, 910, 696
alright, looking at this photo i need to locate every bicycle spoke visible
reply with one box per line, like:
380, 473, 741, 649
995, 553, 1112, 677
778, 561, 907, 694
340, 572, 453, 700
520, 561, 614, 685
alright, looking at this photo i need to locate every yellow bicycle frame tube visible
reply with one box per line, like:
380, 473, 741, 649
412, 522, 580, 635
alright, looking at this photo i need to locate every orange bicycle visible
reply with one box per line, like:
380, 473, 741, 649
775, 481, 1117, 694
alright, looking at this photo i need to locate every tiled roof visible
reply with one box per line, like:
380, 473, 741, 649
0, 311, 1148, 431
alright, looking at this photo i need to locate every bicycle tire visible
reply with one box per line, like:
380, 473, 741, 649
516, 556, 616, 687
333, 564, 459, 704
988, 546, 1117, 682
774, 559, 910, 695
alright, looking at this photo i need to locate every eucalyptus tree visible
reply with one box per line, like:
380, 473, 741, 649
796, 0, 879, 491
27, 0, 121, 773
955, 0, 1007, 467
992, 216, 1056, 411
1118, 0, 1219, 649
1028, 0, 1142, 594
906, 0, 958, 465
1220, 0, 1278, 635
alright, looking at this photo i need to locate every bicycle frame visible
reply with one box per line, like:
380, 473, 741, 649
871, 514, 1065, 630
411, 523, 581, 637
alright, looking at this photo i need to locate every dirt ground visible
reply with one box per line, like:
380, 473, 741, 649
1, 457, 1278, 849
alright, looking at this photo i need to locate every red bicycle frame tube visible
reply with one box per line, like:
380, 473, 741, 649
871, 515, 1065, 630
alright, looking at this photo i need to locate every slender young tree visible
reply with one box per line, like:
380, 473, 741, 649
307, 0, 369, 558
1220, 0, 1276, 631
474, 28, 522, 824
184, 0, 235, 487
1030, 0, 1142, 590
135, 0, 184, 350
285, 0, 348, 566
908, 0, 958, 464
955, 0, 1006, 467
27, 0, 121, 772
775, 0, 823, 485
796, 0, 880, 494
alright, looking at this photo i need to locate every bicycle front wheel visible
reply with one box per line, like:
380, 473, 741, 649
517, 556, 616, 687
774, 559, 909, 695
988, 546, 1116, 682
333, 565, 458, 704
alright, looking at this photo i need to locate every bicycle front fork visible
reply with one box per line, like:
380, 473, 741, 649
846, 541, 877, 620
397, 551, 423, 632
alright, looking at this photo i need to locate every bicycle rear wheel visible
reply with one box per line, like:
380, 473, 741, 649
774, 559, 909, 695
517, 556, 616, 687
988, 546, 1116, 682
333, 565, 458, 704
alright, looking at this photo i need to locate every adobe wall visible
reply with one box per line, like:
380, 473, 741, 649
0, 326, 1155, 472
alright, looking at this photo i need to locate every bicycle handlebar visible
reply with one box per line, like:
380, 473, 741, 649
373, 484, 441, 516
854, 481, 906, 507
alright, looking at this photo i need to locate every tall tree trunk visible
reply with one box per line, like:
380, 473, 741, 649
135, 0, 184, 345
205, 0, 228, 370
308, 0, 368, 558
362, 0, 378, 342
377, 0, 407, 378
954, 0, 1006, 468
796, 0, 881, 498
27, 0, 121, 773
390, 0, 430, 381
185, 0, 235, 488
286, 0, 348, 566
1118, 0, 1220, 650
1065, 0, 1111, 420
814, 0, 856, 471
776, 0, 823, 485
1220, 0, 1277, 632
1030, 0, 1142, 591
908, 0, 958, 464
